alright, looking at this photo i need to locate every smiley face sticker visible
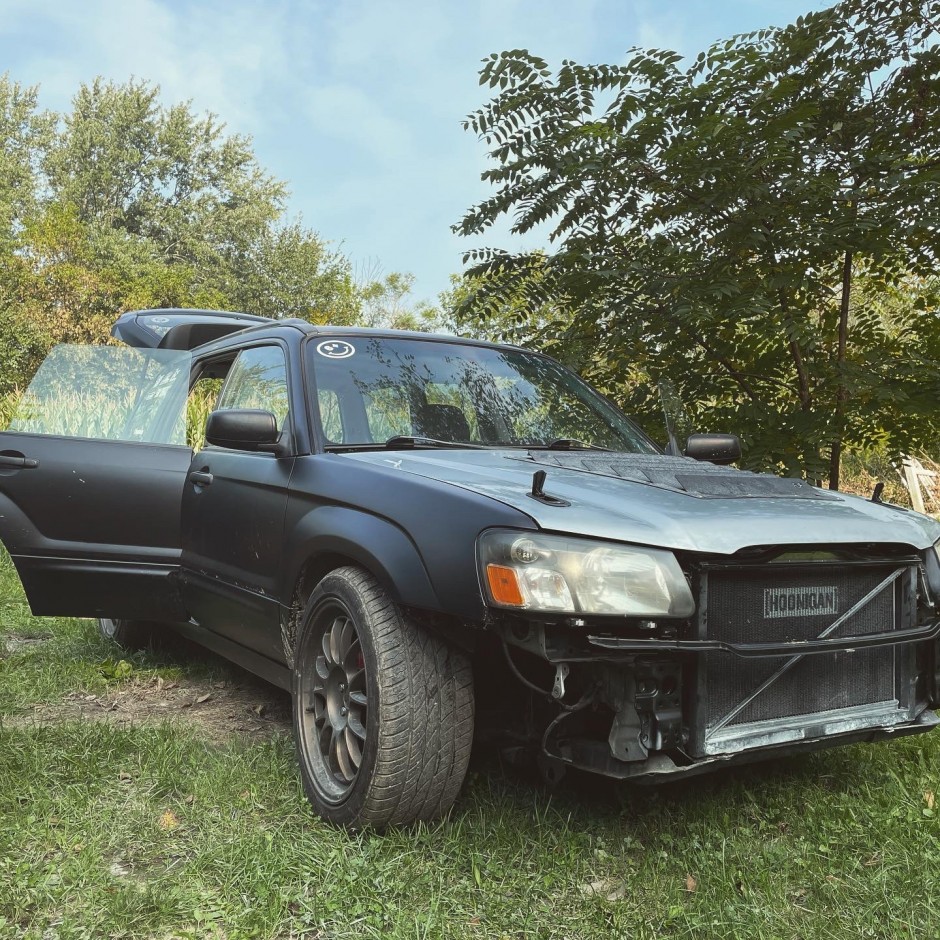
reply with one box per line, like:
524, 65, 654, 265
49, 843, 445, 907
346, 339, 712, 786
316, 340, 356, 359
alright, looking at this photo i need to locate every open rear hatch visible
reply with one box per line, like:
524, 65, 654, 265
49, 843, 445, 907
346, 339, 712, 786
112, 308, 274, 351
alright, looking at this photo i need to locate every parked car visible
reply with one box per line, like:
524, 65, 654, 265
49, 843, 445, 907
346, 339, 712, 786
1, 308, 939, 829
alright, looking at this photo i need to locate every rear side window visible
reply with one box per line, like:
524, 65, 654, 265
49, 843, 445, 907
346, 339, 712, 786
216, 346, 289, 430
7, 345, 191, 445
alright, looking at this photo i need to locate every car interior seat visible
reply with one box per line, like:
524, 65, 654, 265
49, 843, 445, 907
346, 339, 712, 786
416, 403, 472, 441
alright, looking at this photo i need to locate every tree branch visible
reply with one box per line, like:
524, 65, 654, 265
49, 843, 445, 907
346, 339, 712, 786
829, 247, 853, 490
658, 308, 763, 402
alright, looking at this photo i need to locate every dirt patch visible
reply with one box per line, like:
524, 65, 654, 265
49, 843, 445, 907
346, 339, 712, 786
2, 632, 54, 656
2, 673, 292, 739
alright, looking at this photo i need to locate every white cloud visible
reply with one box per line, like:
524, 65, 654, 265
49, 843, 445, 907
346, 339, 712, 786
633, 0, 689, 55
0, 0, 292, 133
323, 0, 452, 75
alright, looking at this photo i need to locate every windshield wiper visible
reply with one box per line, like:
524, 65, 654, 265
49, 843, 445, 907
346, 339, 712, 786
325, 437, 600, 453
529, 438, 611, 451
384, 436, 487, 450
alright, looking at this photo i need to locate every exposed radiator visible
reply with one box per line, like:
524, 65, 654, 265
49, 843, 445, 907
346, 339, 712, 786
696, 560, 917, 756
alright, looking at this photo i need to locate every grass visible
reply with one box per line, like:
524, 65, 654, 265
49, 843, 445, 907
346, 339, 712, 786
0, 383, 218, 450
2, 554, 940, 939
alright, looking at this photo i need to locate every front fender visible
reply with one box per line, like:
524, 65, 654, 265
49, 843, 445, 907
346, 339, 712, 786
281, 504, 441, 612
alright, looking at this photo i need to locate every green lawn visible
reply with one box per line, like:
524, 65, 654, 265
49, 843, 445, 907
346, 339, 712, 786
1, 551, 939, 940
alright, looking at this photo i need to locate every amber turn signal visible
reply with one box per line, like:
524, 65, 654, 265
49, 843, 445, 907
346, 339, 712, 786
486, 564, 525, 607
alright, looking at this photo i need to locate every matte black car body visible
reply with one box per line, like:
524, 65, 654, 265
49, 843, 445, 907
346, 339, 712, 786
2, 307, 940, 827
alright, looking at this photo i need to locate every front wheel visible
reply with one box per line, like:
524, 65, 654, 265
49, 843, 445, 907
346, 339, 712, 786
293, 566, 474, 829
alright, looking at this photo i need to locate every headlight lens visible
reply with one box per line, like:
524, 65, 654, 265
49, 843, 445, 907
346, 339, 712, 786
927, 539, 940, 602
478, 530, 695, 617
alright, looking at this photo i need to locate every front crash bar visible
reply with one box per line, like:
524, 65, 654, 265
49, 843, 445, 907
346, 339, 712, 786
587, 618, 940, 658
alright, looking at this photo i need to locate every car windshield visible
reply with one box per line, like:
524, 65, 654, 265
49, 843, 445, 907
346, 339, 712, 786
307, 336, 657, 452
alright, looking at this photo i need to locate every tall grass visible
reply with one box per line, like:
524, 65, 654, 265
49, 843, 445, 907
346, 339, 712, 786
0, 391, 17, 430
0, 386, 217, 450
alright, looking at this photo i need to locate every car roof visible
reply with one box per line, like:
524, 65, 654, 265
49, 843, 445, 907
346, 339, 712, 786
111, 308, 525, 354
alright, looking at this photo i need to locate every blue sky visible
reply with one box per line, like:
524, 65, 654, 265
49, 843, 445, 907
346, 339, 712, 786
1, 0, 826, 304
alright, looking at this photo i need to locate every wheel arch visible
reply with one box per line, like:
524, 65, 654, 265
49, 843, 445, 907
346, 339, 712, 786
279, 505, 442, 665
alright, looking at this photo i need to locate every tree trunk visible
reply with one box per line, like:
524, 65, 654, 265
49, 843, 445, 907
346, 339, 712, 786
829, 249, 853, 491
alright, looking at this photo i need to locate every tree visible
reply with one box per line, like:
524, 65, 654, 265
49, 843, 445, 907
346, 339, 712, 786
45, 78, 287, 263
455, 0, 940, 486
440, 259, 594, 370
38, 78, 359, 324
0, 75, 52, 245
0, 76, 417, 394
357, 270, 444, 332
220, 223, 360, 324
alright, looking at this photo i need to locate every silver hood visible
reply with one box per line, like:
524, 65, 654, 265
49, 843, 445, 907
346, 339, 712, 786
345, 449, 940, 555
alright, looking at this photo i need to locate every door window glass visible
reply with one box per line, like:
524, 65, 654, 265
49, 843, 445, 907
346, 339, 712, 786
7, 345, 191, 445
216, 346, 289, 430
187, 375, 226, 449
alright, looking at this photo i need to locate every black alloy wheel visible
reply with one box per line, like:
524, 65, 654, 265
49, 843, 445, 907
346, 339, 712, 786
292, 566, 474, 829
298, 602, 368, 801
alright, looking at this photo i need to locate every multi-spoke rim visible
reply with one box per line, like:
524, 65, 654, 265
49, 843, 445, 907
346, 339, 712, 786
298, 601, 368, 803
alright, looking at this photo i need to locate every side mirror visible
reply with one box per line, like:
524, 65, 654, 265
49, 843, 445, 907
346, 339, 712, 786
684, 433, 741, 465
205, 409, 284, 454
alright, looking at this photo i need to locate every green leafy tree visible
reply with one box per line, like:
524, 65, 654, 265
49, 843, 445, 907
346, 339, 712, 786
455, 0, 940, 486
221, 223, 360, 324
441, 262, 605, 381
0, 75, 418, 395
358, 270, 444, 331
0, 75, 53, 244
39, 78, 358, 323
7, 202, 220, 347
45, 78, 286, 261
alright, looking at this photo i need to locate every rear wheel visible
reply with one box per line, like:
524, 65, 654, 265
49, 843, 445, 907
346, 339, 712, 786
98, 618, 156, 650
293, 566, 474, 829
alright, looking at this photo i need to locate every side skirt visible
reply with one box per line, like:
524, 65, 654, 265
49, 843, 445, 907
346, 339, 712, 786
172, 619, 292, 692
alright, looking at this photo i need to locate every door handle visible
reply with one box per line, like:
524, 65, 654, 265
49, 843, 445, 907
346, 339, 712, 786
189, 471, 214, 487
0, 454, 39, 469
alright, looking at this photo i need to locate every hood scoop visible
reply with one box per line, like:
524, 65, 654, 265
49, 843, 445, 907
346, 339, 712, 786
508, 453, 837, 501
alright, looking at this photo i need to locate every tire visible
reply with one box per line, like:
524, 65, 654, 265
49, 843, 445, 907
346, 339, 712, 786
98, 618, 156, 651
292, 566, 474, 830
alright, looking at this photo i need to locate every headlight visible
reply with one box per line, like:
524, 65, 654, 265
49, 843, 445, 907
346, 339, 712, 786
926, 538, 940, 601
478, 530, 695, 617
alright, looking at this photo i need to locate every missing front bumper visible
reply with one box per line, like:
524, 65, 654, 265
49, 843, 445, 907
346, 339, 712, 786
546, 706, 940, 782
700, 699, 911, 755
